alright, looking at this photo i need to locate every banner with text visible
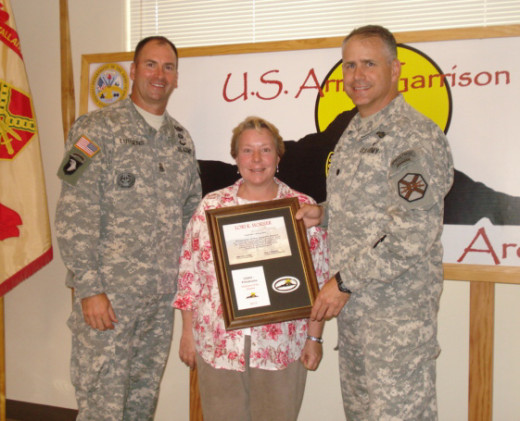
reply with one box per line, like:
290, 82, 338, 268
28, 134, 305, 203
83, 33, 520, 267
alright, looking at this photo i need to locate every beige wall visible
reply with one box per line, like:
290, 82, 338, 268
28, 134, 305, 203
6, 1, 520, 420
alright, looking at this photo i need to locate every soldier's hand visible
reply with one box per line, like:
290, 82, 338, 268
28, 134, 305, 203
310, 277, 350, 322
81, 293, 118, 331
295, 204, 323, 228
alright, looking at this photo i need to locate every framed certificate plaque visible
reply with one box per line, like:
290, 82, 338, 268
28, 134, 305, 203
206, 197, 319, 330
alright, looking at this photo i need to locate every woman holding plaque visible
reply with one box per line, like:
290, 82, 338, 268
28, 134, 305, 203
173, 116, 329, 421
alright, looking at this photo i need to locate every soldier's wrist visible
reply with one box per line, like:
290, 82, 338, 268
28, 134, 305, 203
335, 272, 352, 294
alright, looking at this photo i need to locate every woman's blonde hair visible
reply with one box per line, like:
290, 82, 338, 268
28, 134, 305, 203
230, 116, 285, 159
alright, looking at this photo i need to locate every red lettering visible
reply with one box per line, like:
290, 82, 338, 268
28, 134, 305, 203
399, 77, 408, 93
458, 72, 472, 87
429, 73, 447, 88
324, 78, 343, 93
475, 71, 492, 86
256, 70, 283, 100
223, 73, 248, 102
411, 75, 425, 89
495, 70, 510, 85
295, 68, 324, 98
502, 243, 517, 259
457, 227, 500, 265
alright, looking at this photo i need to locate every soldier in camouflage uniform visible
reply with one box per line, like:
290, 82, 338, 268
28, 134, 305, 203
56, 36, 201, 421
297, 26, 454, 420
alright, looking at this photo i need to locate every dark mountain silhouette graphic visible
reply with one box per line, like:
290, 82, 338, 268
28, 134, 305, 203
198, 109, 520, 226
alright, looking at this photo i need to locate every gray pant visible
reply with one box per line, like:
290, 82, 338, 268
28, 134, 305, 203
68, 293, 174, 421
196, 336, 308, 421
338, 298, 439, 421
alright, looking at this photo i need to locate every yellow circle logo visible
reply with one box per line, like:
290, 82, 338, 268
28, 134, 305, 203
90, 63, 129, 108
315, 45, 452, 134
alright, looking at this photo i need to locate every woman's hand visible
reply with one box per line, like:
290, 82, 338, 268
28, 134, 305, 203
179, 331, 197, 369
301, 318, 325, 370
179, 310, 197, 369
300, 339, 323, 371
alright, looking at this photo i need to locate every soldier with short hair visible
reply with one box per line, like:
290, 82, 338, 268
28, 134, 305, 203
297, 25, 454, 420
56, 36, 201, 420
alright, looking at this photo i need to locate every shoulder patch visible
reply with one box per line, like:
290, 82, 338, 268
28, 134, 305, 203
389, 149, 435, 210
74, 136, 100, 157
391, 150, 416, 170
398, 173, 428, 202
57, 135, 102, 185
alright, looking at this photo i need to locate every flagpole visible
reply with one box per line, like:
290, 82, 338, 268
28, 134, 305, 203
0, 299, 5, 421
60, 0, 75, 140
59, 0, 75, 313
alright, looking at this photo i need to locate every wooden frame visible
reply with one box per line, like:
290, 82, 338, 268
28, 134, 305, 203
79, 25, 520, 421
443, 264, 519, 421
206, 198, 319, 330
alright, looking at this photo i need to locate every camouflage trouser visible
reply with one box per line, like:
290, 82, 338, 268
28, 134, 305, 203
337, 298, 439, 421
68, 293, 174, 421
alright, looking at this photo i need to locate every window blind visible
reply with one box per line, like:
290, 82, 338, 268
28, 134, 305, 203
127, 0, 520, 50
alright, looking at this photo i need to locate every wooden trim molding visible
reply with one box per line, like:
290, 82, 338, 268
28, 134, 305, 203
6, 399, 77, 421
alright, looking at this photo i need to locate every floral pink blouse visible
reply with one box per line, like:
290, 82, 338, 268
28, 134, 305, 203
173, 178, 329, 371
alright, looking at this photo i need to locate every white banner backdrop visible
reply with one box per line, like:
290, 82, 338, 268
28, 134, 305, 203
83, 34, 520, 267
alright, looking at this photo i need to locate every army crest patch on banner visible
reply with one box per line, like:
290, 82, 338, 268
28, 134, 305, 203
90, 62, 129, 108
0, 80, 36, 160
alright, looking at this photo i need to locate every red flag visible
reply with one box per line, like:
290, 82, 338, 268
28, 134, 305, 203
0, 0, 52, 296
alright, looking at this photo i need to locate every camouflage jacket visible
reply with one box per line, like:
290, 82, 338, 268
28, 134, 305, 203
56, 98, 201, 298
326, 94, 454, 311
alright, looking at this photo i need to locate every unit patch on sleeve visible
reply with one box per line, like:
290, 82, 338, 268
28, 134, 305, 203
389, 149, 435, 210
62, 153, 84, 175
398, 173, 428, 202
57, 135, 102, 186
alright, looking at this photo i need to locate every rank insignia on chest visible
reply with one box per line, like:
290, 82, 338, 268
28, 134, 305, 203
179, 138, 187, 146
360, 146, 380, 154
177, 146, 192, 154
117, 172, 136, 188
